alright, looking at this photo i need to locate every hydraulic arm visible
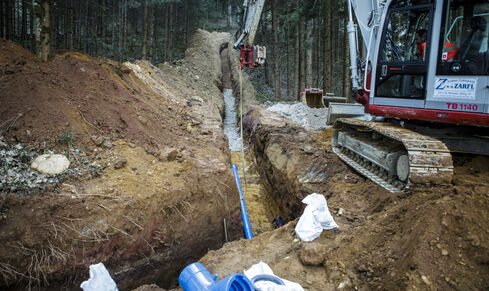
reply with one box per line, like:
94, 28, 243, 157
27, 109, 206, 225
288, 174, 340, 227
234, 0, 266, 69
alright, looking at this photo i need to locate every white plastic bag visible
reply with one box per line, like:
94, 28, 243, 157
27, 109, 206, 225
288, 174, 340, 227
244, 261, 304, 291
80, 263, 118, 291
295, 193, 338, 241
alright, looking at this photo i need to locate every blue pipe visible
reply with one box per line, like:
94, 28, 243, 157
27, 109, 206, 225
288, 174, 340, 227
179, 262, 254, 291
231, 164, 253, 240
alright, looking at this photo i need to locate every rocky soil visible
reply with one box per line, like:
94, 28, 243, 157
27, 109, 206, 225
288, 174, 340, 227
0, 30, 247, 290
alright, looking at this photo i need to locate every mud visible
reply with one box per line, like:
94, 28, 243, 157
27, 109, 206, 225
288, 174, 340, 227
0, 30, 246, 290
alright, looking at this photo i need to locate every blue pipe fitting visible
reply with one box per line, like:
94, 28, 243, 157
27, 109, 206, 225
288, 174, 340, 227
179, 263, 254, 291
231, 164, 253, 240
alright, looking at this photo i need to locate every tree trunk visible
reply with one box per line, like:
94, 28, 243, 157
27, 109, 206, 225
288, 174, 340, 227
6, 0, 12, 39
271, 0, 280, 100
294, 3, 300, 100
286, 3, 291, 99
164, 3, 170, 61
123, 0, 127, 58
323, 0, 331, 92
100, 0, 106, 55
21, 0, 27, 46
260, 9, 270, 86
50, 0, 57, 53
112, 0, 117, 58
306, 19, 313, 88
118, 0, 123, 60
148, 4, 155, 62
315, 17, 321, 87
298, 14, 305, 99
29, 0, 34, 50
33, 0, 41, 55
227, 1, 232, 28
40, 0, 50, 61
343, 2, 351, 100
168, 3, 173, 62
0, 0, 3, 38
142, 0, 149, 59
77, 0, 82, 50
67, 0, 73, 50
184, 1, 189, 47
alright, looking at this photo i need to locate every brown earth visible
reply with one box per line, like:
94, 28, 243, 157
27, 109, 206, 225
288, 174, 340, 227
193, 108, 489, 290
2, 27, 489, 291
0, 30, 248, 290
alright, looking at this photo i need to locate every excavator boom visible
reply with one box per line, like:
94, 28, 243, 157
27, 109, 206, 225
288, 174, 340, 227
234, 0, 267, 69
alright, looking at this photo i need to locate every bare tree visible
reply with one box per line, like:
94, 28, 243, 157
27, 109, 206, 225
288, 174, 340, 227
40, 0, 50, 61
271, 0, 280, 100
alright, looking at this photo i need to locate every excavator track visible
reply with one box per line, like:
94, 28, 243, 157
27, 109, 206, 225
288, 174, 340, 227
332, 118, 454, 193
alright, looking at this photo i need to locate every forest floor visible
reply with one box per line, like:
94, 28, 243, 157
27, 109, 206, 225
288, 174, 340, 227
1, 29, 489, 291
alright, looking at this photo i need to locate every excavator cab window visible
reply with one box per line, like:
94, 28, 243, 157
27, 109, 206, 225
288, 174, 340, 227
375, 3, 434, 99
437, 0, 489, 75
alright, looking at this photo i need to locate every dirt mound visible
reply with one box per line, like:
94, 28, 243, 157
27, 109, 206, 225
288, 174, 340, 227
1, 39, 172, 150
0, 31, 245, 290
193, 108, 489, 290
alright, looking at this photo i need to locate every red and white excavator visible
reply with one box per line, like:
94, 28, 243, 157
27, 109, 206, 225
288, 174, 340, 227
332, 0, 489, 192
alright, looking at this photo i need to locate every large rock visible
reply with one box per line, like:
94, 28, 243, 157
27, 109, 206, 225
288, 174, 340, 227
299, 242, 327, 266
31, 154, 70, 175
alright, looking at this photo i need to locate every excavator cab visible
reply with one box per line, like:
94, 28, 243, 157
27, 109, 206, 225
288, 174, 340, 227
375, 2, 433, 100
437, 1, 489, 76
365, 0, 489, 123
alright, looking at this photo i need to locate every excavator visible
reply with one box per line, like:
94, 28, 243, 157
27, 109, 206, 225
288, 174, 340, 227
234, 0, 266, 68
332, 0, 489, 192
234, 0, 489, 193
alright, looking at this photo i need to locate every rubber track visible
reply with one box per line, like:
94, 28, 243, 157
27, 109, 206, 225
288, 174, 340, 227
333, 118, 454, 192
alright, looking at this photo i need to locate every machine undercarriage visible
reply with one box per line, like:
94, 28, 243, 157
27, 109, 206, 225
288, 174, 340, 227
332, 118, 454, 192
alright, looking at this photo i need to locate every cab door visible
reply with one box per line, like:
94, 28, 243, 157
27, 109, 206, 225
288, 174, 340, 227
373, 3, 434, 108
426, 0, 489, 114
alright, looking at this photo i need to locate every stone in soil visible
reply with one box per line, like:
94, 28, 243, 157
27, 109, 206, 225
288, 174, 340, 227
31, 153, 70, 175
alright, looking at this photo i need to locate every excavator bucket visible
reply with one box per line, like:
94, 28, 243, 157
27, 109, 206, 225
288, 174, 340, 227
301, 88, 325, 108
326, 103, 366, 125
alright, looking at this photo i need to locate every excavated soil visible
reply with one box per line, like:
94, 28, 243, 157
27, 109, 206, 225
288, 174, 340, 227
0, 30, 247, 290
2, 28, 489, 291
194, 108, 489, 290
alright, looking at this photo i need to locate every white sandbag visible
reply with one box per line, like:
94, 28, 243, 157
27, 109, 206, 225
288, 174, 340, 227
295, 193, 338, 241
80, 263, 118, 291
244, 261, 304, 291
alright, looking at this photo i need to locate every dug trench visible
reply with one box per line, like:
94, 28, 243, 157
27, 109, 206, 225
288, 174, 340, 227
1, 28, 489, 291
195, 109, 489, 290
139, 45, 489, 290
0, 30, 254, 290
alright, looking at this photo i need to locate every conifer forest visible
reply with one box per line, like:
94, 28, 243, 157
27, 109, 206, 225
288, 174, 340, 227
0, 0, 352, 99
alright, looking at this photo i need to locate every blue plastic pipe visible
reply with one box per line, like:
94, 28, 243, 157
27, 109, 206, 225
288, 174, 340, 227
179, 262, 254, 291
231, 164, 253, 240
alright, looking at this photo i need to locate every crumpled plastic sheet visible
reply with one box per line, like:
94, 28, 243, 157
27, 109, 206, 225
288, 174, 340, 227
80, 262, 118, 291
244, 261, 304, 291
295, 193, 338, 241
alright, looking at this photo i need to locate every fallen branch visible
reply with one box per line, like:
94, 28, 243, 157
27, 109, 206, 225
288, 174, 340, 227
0, 113, 24, 135
79, 112, 101, 133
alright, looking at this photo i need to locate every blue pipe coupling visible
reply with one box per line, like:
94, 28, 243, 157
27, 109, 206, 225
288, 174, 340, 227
179, 263, 254, 291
